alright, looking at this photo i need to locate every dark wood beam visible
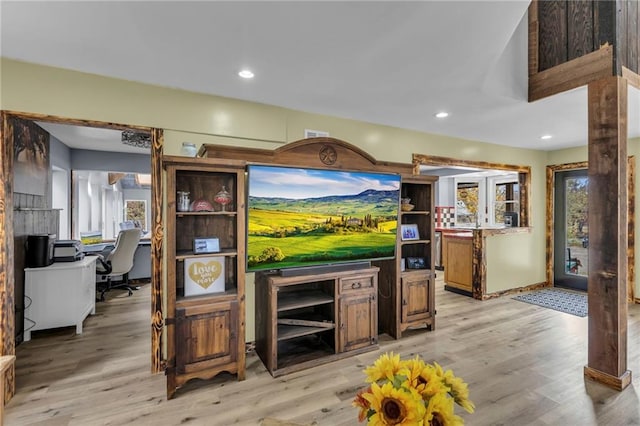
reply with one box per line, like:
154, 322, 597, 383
529, 45, 614, 101
0, 112, 16, 402
150, 128, 164, 374
584, 76, 631, 391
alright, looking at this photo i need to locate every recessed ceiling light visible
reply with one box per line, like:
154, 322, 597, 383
435, 112, 449, 118
238, 69, 254, 79
540, 134, 552, 140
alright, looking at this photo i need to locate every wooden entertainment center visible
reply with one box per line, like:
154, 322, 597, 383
255, 266, 379, 377
163, 137, 437, 395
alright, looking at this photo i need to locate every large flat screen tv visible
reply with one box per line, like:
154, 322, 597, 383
246, 164, 401, 272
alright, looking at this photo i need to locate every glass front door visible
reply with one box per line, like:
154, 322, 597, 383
553, 169, 588, 291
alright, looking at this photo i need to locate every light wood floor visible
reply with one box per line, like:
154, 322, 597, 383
6, 277, 640, 425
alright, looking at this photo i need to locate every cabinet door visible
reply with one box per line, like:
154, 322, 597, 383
401, 274, 430, 323
176, 300, 238, 374
339, 293, 377, 352
443, 236, 473, 292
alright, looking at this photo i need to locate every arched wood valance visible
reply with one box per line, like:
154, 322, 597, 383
198, 137, 416, 175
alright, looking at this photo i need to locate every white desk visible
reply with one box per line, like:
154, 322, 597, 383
83, 242, 114, 253
24, 256, 97, 341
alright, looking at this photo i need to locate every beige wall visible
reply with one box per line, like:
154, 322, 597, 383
546, 138, 640, 298
485, 232, 540, 293
0, 58, 561, 339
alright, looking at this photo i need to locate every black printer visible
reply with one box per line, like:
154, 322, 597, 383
53, 240, 85, 262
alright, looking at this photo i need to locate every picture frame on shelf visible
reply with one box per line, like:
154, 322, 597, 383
400, 258, 406, 272
400, 224, 420, 241
407, 257, 427, 269
193, 237, 220, 254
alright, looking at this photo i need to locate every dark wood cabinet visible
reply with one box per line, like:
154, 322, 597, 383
375, 174, 437, 339
255, 267, 379, 377
164, 157, 246, 399
339, 292, 377, 352
176, 300, 238, 374
401, 271, 432, 324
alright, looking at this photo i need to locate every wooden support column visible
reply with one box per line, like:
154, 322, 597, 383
584, 76, 631, 390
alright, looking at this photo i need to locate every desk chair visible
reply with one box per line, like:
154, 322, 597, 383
95, 228, 141, 301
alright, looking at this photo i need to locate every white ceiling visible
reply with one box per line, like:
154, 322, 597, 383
2, 1, 639, 152
36, 122, 150, 154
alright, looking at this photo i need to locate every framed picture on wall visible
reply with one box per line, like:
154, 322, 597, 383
400, 224, 420, 241
13, 119, 49, 196
124, 200, 147, 231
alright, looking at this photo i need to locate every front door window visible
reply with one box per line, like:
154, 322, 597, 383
554, 169, 588, 290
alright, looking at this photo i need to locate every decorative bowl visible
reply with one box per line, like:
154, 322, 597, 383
191, 199, 214, 212
401, 203, 415, 212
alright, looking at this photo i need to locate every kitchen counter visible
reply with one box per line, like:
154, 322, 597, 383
441, 227, 533, 299
436, 226, 528, 234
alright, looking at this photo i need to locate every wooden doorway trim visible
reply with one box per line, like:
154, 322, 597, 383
0, 111, 165, 401
546, 159, 636, 302
412, 154, 532, 227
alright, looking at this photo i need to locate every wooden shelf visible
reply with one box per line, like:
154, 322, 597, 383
277, 290, 334, 312
176, 289, 237, 306
176, 211, 237, 217
176, 248, 238, 260
400, 210, 430, 216
400, 239, 431, 246
277, 324, 335, 341
401, 269, 430, 277
275, 336, 335, 374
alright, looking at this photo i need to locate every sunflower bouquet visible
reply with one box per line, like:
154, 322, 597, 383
353, 352, 475, 425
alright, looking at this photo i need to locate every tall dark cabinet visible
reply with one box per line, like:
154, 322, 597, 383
375, 174, 437, 338
163, 157, 246, 399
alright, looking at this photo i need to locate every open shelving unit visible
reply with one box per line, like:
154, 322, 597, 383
374, 174, 437, 339
255, 267, 379, 377
163, 157, 246, 399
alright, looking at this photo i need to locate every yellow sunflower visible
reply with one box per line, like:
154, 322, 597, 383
353, 387, 373, 422
424, 392, 463, 426
363, 381, 426, 425
400, 355, 426, 372
399, 361, 446, 399
365, 352, 402, 383
434, 363, 475, 413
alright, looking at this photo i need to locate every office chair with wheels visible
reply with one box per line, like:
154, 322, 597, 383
95, 228, 141, 301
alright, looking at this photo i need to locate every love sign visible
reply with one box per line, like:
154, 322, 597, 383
184, 257, 225, 296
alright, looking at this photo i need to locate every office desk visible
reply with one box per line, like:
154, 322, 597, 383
24, 256, 97, 341
83, 242, 114, 254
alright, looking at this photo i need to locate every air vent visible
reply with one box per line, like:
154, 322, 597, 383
304, 129, 329, 138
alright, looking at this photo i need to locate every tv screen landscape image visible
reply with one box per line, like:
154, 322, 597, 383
246, 165, 401, 272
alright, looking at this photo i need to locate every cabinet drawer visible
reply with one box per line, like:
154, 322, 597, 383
340, 275, 374, 293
